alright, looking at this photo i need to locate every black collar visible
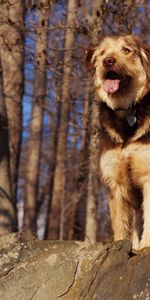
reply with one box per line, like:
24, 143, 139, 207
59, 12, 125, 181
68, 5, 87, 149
115, 102, 136, 114
114, 103, 137, 127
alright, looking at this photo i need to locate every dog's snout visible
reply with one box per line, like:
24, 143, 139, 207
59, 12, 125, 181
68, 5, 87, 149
103, 56, 116, 68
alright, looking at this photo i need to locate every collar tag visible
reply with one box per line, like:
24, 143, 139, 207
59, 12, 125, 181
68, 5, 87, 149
126, 115, 137, 127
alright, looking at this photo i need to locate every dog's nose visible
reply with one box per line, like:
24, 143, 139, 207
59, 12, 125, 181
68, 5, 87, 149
103, 56, 116, 68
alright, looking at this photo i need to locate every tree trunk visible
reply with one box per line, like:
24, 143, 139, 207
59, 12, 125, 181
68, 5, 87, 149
83, 2, 103, 243
44, 51, 61, 239
0, 58, 16, 235
24, 1, 49, 234
47, 0, 76, 240
85, 99, 100, 243
69, 95, 90, 240
0, 0, 24, 201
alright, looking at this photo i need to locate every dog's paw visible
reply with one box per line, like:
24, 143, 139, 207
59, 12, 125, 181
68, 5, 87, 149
132, 245, 140, 252
132, 233, 140, 251
139, 240, 150, 251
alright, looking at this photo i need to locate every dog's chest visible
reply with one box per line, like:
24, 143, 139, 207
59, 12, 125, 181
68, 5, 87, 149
100, 143, 150, 187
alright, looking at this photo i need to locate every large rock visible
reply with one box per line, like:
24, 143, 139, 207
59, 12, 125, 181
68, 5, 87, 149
0, 232, 150, 300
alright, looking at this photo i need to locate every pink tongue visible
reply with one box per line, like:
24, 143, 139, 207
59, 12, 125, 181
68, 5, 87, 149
104, 79, 120, 93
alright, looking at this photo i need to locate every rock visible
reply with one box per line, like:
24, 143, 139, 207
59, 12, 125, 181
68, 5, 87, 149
0, 233, 150, 300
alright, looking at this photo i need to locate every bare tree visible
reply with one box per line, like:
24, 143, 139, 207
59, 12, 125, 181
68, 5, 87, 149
73, 94, 90, 240
44, 56, 61, 239
80, 1, 102, 242
24, 0, 49, 233
0, 58, 16, 235
47, 0, 77, 240
85, 98, 100, 243
0, 0, 24, 201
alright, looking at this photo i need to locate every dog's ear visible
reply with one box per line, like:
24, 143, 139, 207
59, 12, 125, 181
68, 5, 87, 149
85, 46, 96, 71
141, 45, 150, 82
132, 36, 150, 72
140, 43, 150, 61
140, 45, 150, 62
139, 43, 150, 77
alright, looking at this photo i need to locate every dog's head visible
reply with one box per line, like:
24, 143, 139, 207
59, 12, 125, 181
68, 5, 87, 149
86, 35, 150, 110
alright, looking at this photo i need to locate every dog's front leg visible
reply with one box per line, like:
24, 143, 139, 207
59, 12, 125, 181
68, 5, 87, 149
132, 209, 142, 250
109, 187, 133, 241
140, 181, 150, 249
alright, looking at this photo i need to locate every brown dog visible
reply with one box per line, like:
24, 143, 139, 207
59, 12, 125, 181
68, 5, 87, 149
86, 35, 150, 250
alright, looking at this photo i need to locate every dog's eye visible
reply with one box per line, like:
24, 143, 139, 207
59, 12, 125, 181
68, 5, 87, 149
122, 47, 131, 54
100, 50, 105, 56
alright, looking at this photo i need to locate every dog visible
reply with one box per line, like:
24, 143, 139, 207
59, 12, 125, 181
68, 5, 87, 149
86, 35, 150, 250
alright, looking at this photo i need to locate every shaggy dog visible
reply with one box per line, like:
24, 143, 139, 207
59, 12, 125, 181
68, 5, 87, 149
86, 35, 150, 250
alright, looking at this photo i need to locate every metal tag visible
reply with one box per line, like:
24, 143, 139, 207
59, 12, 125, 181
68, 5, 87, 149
126, 115, 137, 127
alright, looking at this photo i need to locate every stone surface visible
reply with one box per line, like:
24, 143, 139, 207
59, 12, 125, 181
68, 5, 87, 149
0, 233, 150, 300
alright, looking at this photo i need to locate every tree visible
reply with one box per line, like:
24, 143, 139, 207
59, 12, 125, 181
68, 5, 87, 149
85, 98, 100, 243
47, 0, 77, 239
84, 2, 102, 243
73, 92, 91, 241
0, 57, 16, 235
0, 0, 24, 201
24, 0, 49, 233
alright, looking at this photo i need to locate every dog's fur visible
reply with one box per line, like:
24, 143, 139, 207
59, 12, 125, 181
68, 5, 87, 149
86, 35, 150, 250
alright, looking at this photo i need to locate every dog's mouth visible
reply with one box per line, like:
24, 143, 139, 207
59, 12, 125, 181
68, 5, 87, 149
104, 71, 131, 94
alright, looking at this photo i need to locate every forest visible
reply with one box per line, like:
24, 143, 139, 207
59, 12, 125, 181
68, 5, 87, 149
0, 0, 149, 243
